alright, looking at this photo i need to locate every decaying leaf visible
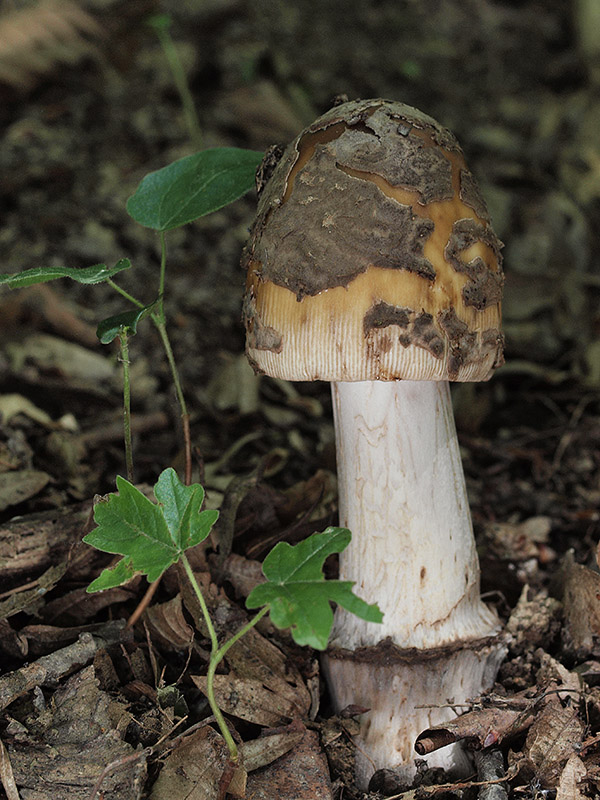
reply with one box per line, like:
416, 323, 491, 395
556, 754, 587, 799
220, 551, 265, 597
522, 655, 585, 787
506, 585, 562, 652
192, 673, 305, 727
206, 353, 260, 415
224, 625, 311, 716
0, 562, 67, 621
0, 500, 93, 583
560, 550, 600, 655
5, 333, 116, 384
0, 619, 28, 660
245, 724, 333, 800
0, 469, 51, 511
483, 516, 553, 562
0, 620, 127, 711
150, 725, 234, 800
240, 721, 305, 771
4, 665, 144, 799
144, 594, 194, 652
0, 393, 54, 427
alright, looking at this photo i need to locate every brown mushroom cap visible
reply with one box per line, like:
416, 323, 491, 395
242, 98, 504, 382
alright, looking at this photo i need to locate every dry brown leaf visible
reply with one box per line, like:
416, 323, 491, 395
0, 0, 102, 90
506, 585, 562, 652
0, 619, 28, 660
4, 665, 144, 798
0, 469, 50, 512
5, 333, 115, 384
240, 722, 305, 771
245, 724, 333, 800
192, 674, 305, 727
0, 394, 54, 427
560, 550, 600, 655
205, 353, 260, 415
224, 626, 311, 716
41, 584, 136, 625
483, 516, 552, 562
144, 594, 194, 652
523, 668, 585, 789
220, 552, 265, 597
556, 754, 587, 799
0, 562, 67, 621
0, 500, 92, 584
149, 725, 237, 800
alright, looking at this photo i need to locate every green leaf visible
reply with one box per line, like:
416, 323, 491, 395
84, 470, 219, 591
0, 259, 131, 289
126, 148, 264, 231
87, 557, 137, 591
96, 301, 157, 344
246, 528, 383, 650
154, 468, 218, 550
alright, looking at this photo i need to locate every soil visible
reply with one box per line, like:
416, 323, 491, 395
0, 1, 599, 799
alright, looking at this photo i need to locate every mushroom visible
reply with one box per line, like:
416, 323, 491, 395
242, 99, 506, 787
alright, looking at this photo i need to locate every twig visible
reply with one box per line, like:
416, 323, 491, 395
0, 738, 20, 800
126, 579, 161, 629
80, 412, 169, 447
474, 748, 509, 800
87, 746, 151, 800
550, 394, 593, 474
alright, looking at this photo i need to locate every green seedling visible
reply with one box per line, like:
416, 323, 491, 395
147, 13, 203, 150
0, 146, 263, 479
0, 137, 383, 786
84, 467, 383, 762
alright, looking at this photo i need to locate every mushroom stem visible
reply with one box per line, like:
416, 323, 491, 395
325, 379, 505, 784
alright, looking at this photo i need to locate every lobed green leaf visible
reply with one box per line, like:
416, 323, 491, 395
87, 557, 137, 591
246, 528, 383, 650
126, 147, 264, 231
154, 468, 219, 550
0, 259, 131, 289
84, 470, 219, 591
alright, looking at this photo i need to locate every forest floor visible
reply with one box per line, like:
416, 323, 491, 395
0, 1, 599, 798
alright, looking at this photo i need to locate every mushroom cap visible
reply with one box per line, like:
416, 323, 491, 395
242, 98, 504, 382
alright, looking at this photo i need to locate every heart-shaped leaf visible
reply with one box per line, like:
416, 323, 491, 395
126, 148, 263, 231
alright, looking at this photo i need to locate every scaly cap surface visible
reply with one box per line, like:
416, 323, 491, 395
243, 98, 504, 382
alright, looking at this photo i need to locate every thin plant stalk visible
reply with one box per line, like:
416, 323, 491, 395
180, 552, 269, 762
152, 232, 193, 483
107, 233, 193, 484
118, 329, 134, 482
149, 14, 203, 150
106, 278, 145, 309
152, 316, 193, 484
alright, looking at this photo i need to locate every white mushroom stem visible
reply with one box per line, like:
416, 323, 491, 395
324, 380, 505, 786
